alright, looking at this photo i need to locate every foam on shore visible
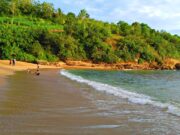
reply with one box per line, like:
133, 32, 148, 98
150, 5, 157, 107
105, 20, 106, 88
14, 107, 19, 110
60, 69, 180, 117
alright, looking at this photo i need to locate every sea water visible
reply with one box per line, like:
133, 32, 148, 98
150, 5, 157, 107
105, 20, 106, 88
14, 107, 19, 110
60, 70, 180, 116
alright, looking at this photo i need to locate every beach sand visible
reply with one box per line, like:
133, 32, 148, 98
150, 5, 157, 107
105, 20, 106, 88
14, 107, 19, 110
0, 69, 123, 135
0, 61, 122, 134
0, 60, 60, 74
0, 60, 179, 134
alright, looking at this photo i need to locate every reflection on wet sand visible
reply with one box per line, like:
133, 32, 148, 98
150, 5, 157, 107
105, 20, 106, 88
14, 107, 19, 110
0, 70, 179, 135
0, 72, 43, 115
0, 70, 120, 135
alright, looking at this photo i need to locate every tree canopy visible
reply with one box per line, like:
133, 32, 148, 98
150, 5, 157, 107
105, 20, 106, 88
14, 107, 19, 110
0, 0, 179, 64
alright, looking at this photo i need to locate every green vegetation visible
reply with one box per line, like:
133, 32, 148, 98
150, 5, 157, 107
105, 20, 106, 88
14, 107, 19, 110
0, 0, 180, 64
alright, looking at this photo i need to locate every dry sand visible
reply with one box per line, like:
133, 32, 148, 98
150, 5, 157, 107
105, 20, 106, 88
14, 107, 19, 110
0, 60, 61, 89
0, 60, 61, 76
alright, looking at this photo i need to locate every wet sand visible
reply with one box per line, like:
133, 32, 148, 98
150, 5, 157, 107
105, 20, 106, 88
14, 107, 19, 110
0, 70, 119, 135
0, 69, 179, 135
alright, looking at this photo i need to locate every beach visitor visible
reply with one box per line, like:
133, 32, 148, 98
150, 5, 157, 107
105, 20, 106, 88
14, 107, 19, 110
37, 63, 39, 70
9, 59, 12, 65
12, 59, 16, 66
27, 68, 31, 73
35, 63, 40, 76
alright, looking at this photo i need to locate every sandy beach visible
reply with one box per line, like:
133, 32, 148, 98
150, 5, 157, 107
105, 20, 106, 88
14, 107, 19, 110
0, 60, 180, 135
0, 60, 61, 75
0, 60, 123, 134
0, 62, 126, 135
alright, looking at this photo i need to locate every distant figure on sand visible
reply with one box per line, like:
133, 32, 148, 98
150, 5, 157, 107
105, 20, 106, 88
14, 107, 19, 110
27, 68, 31, 73
12, 59, 16, 66
35, 63, 40, 76
9, 59, 12, 65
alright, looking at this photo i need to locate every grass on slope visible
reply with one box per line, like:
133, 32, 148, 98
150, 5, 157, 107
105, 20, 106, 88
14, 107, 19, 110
0, 16, 63, 31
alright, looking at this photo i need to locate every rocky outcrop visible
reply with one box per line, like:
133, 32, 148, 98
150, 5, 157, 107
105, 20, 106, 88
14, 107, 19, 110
175, 63, 180, 70
37, 59, 180, 70
37, 60, 66, 67
66, 60, 93, 67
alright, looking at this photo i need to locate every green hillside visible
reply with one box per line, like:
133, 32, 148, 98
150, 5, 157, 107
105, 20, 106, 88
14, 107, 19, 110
0, 0, 180, 65
0, 17, 63, 30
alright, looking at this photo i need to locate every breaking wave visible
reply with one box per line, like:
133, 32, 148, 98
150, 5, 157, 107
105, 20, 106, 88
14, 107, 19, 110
60, 69, 180, 117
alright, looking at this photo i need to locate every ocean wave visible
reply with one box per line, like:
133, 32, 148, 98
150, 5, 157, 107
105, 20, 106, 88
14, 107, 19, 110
60, 69, 180, 117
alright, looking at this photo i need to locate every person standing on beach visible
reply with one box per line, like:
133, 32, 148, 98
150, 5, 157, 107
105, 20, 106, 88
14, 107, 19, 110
12, 59, 16, 66
36, 63, 40, 75
9, 59, 12, 65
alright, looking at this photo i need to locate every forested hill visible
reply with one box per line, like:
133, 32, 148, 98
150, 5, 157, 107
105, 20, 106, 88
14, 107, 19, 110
0, 0, 180, 65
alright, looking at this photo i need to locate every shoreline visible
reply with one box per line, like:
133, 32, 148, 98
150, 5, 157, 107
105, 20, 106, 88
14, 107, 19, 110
0, 58, 180, 78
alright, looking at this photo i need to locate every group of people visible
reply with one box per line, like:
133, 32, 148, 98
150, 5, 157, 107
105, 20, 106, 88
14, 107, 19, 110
9, 59, 16, 66
9, 57, 40, 76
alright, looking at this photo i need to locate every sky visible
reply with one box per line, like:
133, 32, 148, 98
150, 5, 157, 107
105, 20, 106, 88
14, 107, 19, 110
40, 0, 180, 35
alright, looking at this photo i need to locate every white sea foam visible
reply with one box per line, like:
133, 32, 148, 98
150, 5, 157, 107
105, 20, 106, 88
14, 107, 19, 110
60, 70, 180, 117
83, 125, 120, 129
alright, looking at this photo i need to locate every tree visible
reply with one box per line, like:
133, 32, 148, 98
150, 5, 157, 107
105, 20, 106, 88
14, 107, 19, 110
64, 12, 76, 35
66, 12, 76, 20
40, 2, 54, 19
117, 21, 131, 36
18, 0, 34, 15
52, 8, 65, 24
9, 0, 19, 16
0, 0, 10, 15
111, 23, 119, 34
141, 23, 151, 38
78, 9, 89, 19
131, 22, 141, 36
58, 35, 86, 61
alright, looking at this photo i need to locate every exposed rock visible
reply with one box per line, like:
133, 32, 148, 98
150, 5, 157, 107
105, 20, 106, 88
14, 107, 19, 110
37, 60, 49, 65
175, 63, 180, 70
115, 64, 124, 70
161, 65, 172, 70
123, 64, 133, 69
164, 59, 180, 70
149, 63, 160, 70
36, 59, 180, 70
66, 60, 93, 67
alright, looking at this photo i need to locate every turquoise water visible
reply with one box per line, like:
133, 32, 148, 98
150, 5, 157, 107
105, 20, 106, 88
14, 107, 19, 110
61, 70, 180, 116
